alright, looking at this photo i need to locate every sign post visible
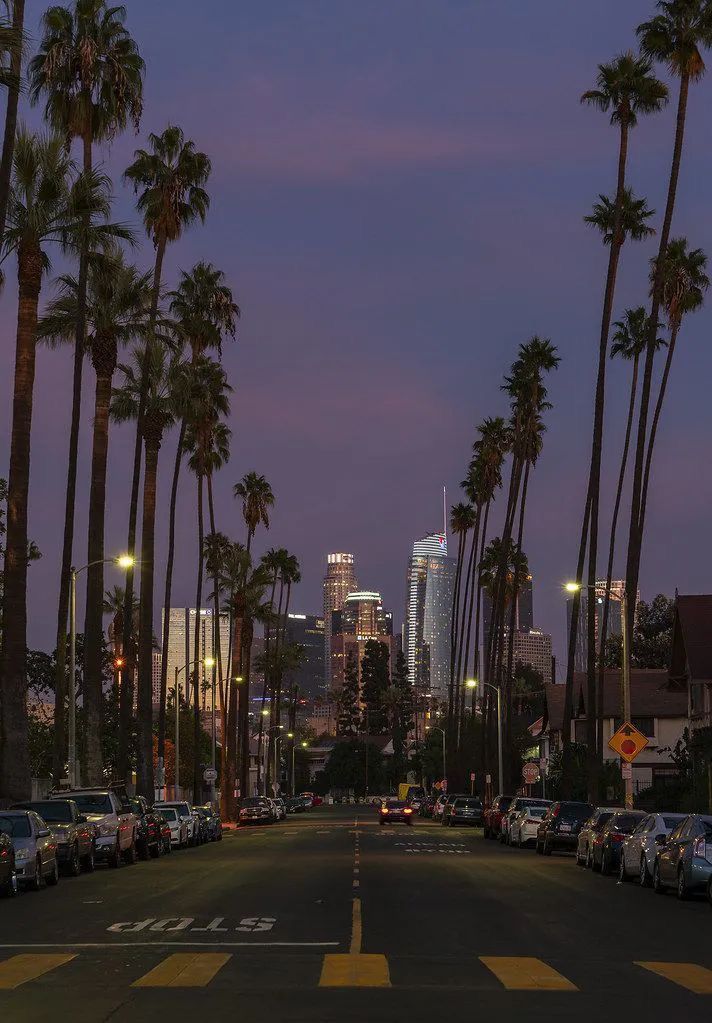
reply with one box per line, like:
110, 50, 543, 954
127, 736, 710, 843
470, 771, 476, 795
608, 721, 648, 809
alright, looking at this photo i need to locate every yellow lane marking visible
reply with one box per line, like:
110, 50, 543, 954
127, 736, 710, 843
480, 957, 577, 991
132, 953, 230, 988
0, 954, 76, 990
636, 962, 712, 994
320, 955, 391, 987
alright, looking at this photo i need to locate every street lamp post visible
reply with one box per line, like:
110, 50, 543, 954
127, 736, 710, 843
68, 554, 133, 788
174, 656, 214, 798
287, 734, 309, 796
263, 724, 283, 796
565, 581, 632, 808
469, 680, 502, 797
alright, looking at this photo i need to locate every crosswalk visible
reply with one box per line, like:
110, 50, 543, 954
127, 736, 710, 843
1, 952, 712, 993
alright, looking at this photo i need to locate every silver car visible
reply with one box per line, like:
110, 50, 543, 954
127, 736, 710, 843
155, 801, 198, 845
619, 812, 687, 886
653, 814, 712, 899
0, 811, 59, 890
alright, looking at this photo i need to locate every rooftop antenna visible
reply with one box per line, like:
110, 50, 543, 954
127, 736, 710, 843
443, 485, 447, 539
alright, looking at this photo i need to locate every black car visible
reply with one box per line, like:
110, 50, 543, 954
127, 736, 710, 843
379, 800, 415, 825
193, 805, 223, 841
0, 830, 16, 897
12, 799, 96, 875
286, 797, 306, 814
191, 807, 210, 844
129, 797, 164, 859
536, 801, 593, 856
595, 811, 648, 874
443, 797, 483, 827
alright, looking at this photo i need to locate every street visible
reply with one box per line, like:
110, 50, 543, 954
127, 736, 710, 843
1, 805, 711, 1021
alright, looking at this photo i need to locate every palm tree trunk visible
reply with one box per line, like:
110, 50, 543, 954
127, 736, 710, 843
206, 472, 223, 803
255, 572, 277, 793
158, 420, 186, 759
0, 0, 25, 243
638, 323, 680, 544
561, 490, 591, 798
458, 507, 482, 745
83, 360, 115, 784
120, 237, 166, 779
264, 580, 285, 793
192, 470, 205, 800
228, 601, 244, 814
625, 72, 690, 641
0, 243, 42, 801
447, 529, 466, 735
137, 435, 160, 798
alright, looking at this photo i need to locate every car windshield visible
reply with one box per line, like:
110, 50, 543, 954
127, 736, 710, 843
593, 812, 613, 830
663, 816, 684, 829
0, 815, 31, 838
68, 794, 113, 815
386, 801, 406, 808
241, 798, 267, 808
455, 799, 481, 808
701, 822, 712, 839
613, 814, 645, 833
159, 809, 178, 822
24, 802, 72, 823
561, 804, 593, 819
526, 807, 548, 818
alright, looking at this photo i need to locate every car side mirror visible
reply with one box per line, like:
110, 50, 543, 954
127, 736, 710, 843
38, 828, 51, 838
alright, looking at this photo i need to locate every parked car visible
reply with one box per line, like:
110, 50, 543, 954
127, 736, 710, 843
299, 792, 316, 807
273, 798, 287, 821
419, 795, 437, 818
49, 787, 137, 867
0, 811, 59, 890
12, 799, 96, 875
129, 797, 163, 859
155, 801, 198, 846
157, 807, 188, 848
442, 797, 483, 827
239, 797, 274, 825
535, 801, 593, 856
502, 798, 551, 844
158, 815, 173, 854
286, 797, 306, 814
193, 805, 222, 841
576, 807, 623, 867
483, 795, 513, 839
432, 794, 448, 820
619, 812, 687, 886
0, 829, 17, 897
379, 800, 414, 825
653, 814, 712, 899
434, 793, 468, 823
510, 805, 549, 847
593, 810, 648, 874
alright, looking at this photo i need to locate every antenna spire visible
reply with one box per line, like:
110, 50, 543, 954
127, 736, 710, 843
443, 484, 447, 539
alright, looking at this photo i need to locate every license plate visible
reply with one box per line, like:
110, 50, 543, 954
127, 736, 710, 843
560, 824, 571, 832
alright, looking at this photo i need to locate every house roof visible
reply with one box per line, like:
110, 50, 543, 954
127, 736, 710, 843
669, 594, 712, 685
545, 670, 687, 733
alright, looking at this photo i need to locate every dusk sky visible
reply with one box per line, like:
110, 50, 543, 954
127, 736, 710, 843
2, 0, 712, 669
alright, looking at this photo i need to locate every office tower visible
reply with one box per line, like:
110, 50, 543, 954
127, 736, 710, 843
483, 574, 534, 658
339, 591, 389, 639
403, 532, 455, 700
566, 580, 634, 671
281, 613, 325, 700
152, 651, 162, 707
506, 627, 553, 684
329, 591, 397, 692
323, 553, 357, 687
162, 607, 231, 710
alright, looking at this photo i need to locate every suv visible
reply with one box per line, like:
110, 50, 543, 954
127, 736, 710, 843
12, 799, 96, 875
155, 801, 198, 845
443, 797, 483, 827
48, 787, 137, 867
129, 797, 164, 859
483, 795, 513, 839
239, 797, 274, 825
535, 800, 593, 856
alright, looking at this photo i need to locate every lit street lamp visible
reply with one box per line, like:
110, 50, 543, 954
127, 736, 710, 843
69, 554, 133, 787
287, 733, 308, 796
467, 679, 503, 797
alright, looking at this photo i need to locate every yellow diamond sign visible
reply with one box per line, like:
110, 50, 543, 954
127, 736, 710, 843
608, 721, 649, 764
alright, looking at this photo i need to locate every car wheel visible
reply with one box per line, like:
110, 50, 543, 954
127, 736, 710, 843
677, 868, 689, 901
707, 875, 712, 909
68, 843, 81, 877
601, 847, 613, 876
535, 840, 542, 855
639, 855, 651, 888
149, 841, 161, 859
653, 859, 665, 894
618, 855, 627, 883
109, 839, 122, 868
0, 866, 17, 898
83, 843, 95, 872
379, 820, 385, 826
543, 837, 552, 856
46, 857, 59, 886
29, 855, 44, 891
124, 840, 138, 865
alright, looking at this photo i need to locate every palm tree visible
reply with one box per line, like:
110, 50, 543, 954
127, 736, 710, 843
111, 346, 177, 794
447, 501, 475, 731
234, 472, 275, 552
625, 0, 712, 650
0, 132, 112, 799
120, 125, 211, 750
29, 1, 144, 782
268, 553, 301, 789
0, 0, 25, 242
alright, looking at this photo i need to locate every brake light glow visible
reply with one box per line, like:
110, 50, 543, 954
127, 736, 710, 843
404, 808, 413, 814
611, 833, 625, 842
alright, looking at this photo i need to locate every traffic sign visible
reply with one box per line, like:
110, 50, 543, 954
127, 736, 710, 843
470, 772, 476, 782
203, 767, 218, 783
608, 721, 648, 763
522, 762, 540, 784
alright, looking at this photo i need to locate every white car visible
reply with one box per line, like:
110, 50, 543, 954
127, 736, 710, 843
433, 795, 448, 819
157, 807, 189, 849
619, 812, 688, 886
155, 802, 197, 846
273, 798, 287, 821
510, 805, 549, 847
501, 798, 552, 844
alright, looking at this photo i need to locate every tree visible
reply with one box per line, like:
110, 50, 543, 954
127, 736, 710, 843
29, 0, 144, 783
603, 595, 675, 669
234, 473, 275, 553
447, 500, 475, 730
360, 640, 390, 735
337, 650, 360, 737
322, 740, 385, 798
0, 0, 25, 242
387, 650, 413, 780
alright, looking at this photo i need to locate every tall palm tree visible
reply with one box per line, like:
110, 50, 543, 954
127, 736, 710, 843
218, 541, 252, 816
111, 346, 177, 794
268, 553, 301, 790
29, 1, 144, 782
0, 132, 112, 799
234, 472, 275, 552
0, 0, 25, 243
447, 501, 475, 731
625, 0, 712, 650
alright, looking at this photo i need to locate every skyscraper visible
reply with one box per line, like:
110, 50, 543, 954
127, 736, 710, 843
483, 575, 534, 658
162, 607, 230, 709
281, 613, 325, 700
404, 532, 455, 700
323, 553, 358, 688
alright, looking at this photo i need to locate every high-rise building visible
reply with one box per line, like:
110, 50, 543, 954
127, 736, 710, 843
506, 627, 553, 684
330, 634, 400, 695
566, 580, 635, 671
281, 613, 325, 700
162, 607, 231, 709
483, 574, 534, 658
152, 651, 162, 707
323, 553, 358, 687
404, 532, 455, 700
339, 591, 389, 639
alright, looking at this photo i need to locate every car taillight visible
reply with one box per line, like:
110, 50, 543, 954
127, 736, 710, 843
553, 806, 560, 817
693, 835, 706, 857
404, 808, 413, 814
611, 833, 625, 842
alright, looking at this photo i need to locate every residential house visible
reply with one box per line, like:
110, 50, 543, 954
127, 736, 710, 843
668, 594, 712, 801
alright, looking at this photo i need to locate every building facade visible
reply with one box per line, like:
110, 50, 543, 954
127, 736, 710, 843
566, 580, 632, 672
282, 613, 325, 700
483, 574, 534, 659
403, 532, 455, 700
322, 553, 358, 688
507, 627, 553, 684
162, 607, 231, 710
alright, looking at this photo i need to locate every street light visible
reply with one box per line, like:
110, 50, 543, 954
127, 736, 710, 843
565, 580, 632, 808
425, 725, 446, 783
68, 554, 133, 787
174, 657, 212, 796
468, 680, 503, 798
287, 735, 308, 796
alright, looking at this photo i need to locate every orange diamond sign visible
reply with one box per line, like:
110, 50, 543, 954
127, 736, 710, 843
608, 721, 649, 763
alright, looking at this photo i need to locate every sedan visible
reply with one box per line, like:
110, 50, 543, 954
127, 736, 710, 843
0, 830, 17, 897
619, 812, 687, 886
594, 811, 647, 874
503, 798, 551, 844
379, 800, 414, 825
576, 807, 622, 867
157, 808, 188, 848
510, 805, 548, 847
12, 799, 96, 875
483, 795, 513, 840
653, 814, 712, 899
442, 797, 483, 827
0, 811, 59, 890
536, 801, 593, 856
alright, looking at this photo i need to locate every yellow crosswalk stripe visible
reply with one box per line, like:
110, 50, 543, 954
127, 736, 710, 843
132, 953, 230, 988
319, 954, 391, 988
480, 956, 577, 991
0, 954, 76, 990
636, 962, 712, 994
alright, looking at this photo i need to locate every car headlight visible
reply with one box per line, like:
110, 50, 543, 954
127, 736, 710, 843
15, 847, 30, 861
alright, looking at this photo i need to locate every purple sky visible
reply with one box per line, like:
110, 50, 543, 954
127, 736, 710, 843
2, 0, 712, 671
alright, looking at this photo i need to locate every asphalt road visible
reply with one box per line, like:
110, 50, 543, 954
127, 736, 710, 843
1, 804, 712, 1022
